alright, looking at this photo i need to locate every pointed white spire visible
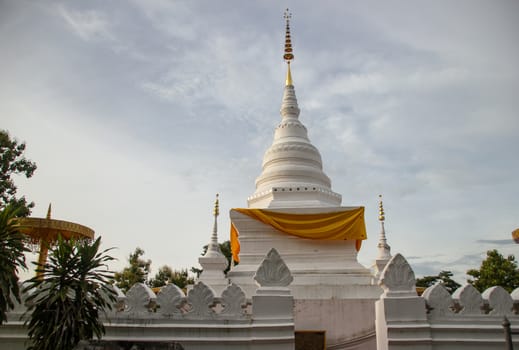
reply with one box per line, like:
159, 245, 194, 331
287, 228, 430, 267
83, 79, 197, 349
247, 10, 341, 208
197, 194, 229, 293
205, 194, 223, 257
280, 81, 300, 120
376, 195, 391, 260
373, 195, 392, 281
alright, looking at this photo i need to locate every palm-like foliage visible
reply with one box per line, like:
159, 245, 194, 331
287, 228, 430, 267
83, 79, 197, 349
23, 236, 116, 350
0, 204, 28, 324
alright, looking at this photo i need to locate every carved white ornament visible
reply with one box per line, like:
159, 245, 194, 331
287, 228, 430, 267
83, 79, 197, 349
186, 282, 215, 318
112, 284, 126, 302
125, 283, 156, 315
156, 284, 185, 317
220, 284, 246, 317
254, 248, 293, 287
482, 286, 513, 316
422, 283, 454, 317
103, 284, 126, 313
452, 284, 483, 315
511, 287, 519, 314
379, 253, 416, 294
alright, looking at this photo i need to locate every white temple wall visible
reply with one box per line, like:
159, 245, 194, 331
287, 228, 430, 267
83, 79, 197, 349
1, 250, 295, 350
375, 253, 519, 350
295, 299, 377, 349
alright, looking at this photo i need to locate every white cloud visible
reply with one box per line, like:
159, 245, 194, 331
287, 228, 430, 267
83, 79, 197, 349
57, 5, 115, 42
2, 1, 518, 281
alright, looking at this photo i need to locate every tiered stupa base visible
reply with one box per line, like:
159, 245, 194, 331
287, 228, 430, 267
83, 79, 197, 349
227, 207, 381, 299
227, 207, 381, 348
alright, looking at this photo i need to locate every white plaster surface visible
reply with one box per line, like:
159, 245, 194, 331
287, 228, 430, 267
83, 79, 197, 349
227, 208, 379, 300
376, 254, 519, 350
248, 82, 341, 208
295, 299, 377, 349
1, 267, 296, 350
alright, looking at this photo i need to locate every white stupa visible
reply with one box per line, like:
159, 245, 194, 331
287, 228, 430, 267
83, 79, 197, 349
247, 62, 342, 208
226, 10, 382, 348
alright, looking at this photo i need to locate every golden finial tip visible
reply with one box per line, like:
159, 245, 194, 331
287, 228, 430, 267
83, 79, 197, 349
285, 63, 293, 86
283, 9, 295, 85
378, 195, 385, 222
283, 8, 294, 63
213, 194, 220, 217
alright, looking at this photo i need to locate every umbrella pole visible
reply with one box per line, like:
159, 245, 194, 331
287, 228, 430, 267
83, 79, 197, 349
36, 242, 49, 280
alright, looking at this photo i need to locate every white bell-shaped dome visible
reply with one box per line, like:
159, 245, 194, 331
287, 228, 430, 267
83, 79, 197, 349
248, 72, 342, 208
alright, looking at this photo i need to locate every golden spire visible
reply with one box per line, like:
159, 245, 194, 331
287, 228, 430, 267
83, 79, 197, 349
378, 195, 385, 222
286, 63, 293, 86
46, 203, 52, 219
205, 193, 223, 258
283, 8, 294, 86
213, 193, 219, 217
375, 194, 391, 274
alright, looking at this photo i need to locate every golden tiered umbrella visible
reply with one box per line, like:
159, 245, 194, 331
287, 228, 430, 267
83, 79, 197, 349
18, 204, 94, 278
513, 228, 519, 244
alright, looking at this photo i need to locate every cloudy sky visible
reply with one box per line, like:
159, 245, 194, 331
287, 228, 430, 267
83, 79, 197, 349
2, 0, 518, 282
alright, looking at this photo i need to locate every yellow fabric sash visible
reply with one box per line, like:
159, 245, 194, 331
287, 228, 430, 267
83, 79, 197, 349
230, 207, 366, 262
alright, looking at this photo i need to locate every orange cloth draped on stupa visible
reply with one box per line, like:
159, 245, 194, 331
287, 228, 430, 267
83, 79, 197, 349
230, 207, 367, 262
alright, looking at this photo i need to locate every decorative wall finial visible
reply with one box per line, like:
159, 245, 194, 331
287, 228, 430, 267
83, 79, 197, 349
254, 248, 293, 287
379, 254, 416, 297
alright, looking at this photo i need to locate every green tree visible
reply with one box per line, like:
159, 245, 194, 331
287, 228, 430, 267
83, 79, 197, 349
191, 240, 237, 277
114, 247, 151, 292
219, 240, 236, 273
0, 205, 29, 324
467, 249, 519, 293
149, 266, 194, 289
148, 265, 172, 288
23, 236, 115, 350
0, 130, 37, 217
416, 270, 461, 294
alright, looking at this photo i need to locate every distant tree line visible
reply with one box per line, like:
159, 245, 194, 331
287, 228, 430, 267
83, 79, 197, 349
416, 249, 519, 294
113, 241, 236, 293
